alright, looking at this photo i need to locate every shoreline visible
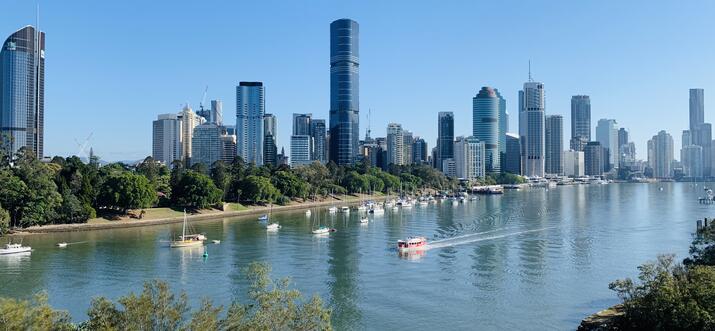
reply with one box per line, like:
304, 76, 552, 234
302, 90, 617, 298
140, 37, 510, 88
14, 194, 388, 235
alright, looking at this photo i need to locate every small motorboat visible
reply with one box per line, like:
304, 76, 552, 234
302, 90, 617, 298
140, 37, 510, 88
0, 242, 32, 255
328, 206, 338, 213
451, 199, 459, 206
266, 223, 281, 231
258, 214, 269, 222
340, 206, 350, 213
397, 236, 428, 252
419, 201, 429, 206
311, 226, 333, 235
359, 217, 369, 224
212, 240, 221, 244
56, 242, 68, 248
370, 206, 385, 215
357, 205, 368, 212
305, 210, 312, 216
402, 202, 413, 209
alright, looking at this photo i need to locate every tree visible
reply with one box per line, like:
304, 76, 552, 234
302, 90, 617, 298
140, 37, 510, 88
0, 293, 74, 330
0, 170, 30, 227
11, 150, 62, 226
171, 170, 223, 209
272, 171, 309, 199
0, 204, 9, 236
136, 156, 168, 186
210, 161, 231, 194
241, 176, 281, 204
342, 171, 369, 194
97, 171, 157, 213
54, 191, 94, 224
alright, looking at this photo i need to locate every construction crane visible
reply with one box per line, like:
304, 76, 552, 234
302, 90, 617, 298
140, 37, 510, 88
74, 132, 94, 159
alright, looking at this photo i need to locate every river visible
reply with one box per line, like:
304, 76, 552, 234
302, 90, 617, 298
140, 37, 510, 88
0, 182, 707, 330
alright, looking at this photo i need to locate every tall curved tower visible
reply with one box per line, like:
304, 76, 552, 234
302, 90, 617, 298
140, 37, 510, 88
0, 26, 45, 158
473, 87, 501, 172
329, 18, 359, 165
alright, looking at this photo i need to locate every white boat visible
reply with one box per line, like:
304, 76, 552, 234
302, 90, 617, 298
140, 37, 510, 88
56, 242, 68, 248
397, 236, 428, 252
328, 206, 338, 213
359, 217, 369, 224
452, 200, 459, 206
370, 206, 385, 215
266, 223, 281, 231
0, 242, 32, 255
392, 206, 399, 211
311, 226, 334, 235
357, 205, 368, 212
305, 210, 312, 216
212, 240, 221, 244
170, 211, 205, 248
419, 201, 428, 206
402, 202, 413, 209
258, 214, 269, 222
340, 206, 350, 213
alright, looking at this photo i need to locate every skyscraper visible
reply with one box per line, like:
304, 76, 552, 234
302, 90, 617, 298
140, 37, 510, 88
211, 100, 223, 126
311, 119, 327, 163
584, 142, 604, 176
545, 115, 563, 175
519, 81, 545, 177
505, 133, 521, 174
152, 113, 182, 166
563, 150, 584, 177
290, 135, 311, 167
221, 133, 236, 164
648, 130, 674, 178
437, 112, 454, 171
473, 87, 500, 173
263, 113, 277, 166
0, 26, 45, 158
689, 89, 710, 177
191, 123, 223, 167
402, 130, 414, 165
496, 89, 507, 173
293, 113, 312, 136
178, 105, 204, 164
454, 136, 485, 180
682, 144, 703, 178
571, 95, 591, 150
596, 119, 618, 170
236, 82, 265, 165
412, 138, 428, 164
618, 128, 629, 149
329, 19, 360, 165
386, 123, 404, 166
690, 88, 705, 134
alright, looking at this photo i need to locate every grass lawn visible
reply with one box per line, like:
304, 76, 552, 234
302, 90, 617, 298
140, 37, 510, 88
225, 203, 248, 211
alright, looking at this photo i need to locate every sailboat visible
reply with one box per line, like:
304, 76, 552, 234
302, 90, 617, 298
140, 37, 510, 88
170, 210, 205, 248
311, 208, 335, 234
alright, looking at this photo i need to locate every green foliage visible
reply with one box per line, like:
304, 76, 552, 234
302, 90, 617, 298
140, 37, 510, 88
609, 255, 715, 330
241, 176, 282, 204
6, 151, 63, 227
342, 171, 370, 194
271, 171, 309, 199
171, 170, 223, 209
488, 173, 526, 185
97, 171, 157, 212
2, 262, 332, 330
0, 204, 9, 236
0, 293, 74, 330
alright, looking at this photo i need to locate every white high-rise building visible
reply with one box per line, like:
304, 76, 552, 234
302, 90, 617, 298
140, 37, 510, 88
290, 135, 312, 167
454, 136, 485, 181
192, 123, 223, 167
236, 82, 265, 165
596, 119, 619, 169
178, 105, 205, 164
387, 123, 404, 166
682, 144, 703, 178
519, 81, 545, 177
647, 130, 674, 178
152, 113, 182, 166
563, 150, 584, 177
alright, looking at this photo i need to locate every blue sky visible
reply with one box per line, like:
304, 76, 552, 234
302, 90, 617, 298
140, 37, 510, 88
3, 0, 715, 161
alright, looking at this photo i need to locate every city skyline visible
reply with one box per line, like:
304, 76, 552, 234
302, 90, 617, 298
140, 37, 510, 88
2, 1, 715, 161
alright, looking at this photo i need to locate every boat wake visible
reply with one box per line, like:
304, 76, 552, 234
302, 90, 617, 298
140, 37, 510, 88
425, 227, 554, 250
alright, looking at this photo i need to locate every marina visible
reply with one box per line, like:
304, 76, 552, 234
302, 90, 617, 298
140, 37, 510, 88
0, 182, 705, 330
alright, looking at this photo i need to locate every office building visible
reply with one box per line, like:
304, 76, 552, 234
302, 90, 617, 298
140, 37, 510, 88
263, 114, 277, 166
545, 115, 563, 175
596, 119, 618, 170
618, 128, 629, 149
519, 81, 545, 177
584, 142, 604, 176
563, 150, 584, 177
437, 112, 455, 171
236, 81, 264, 165
505, 133, 521, 174
473, 86, 501, 172
454, 136, 485, 181
413, 138, 428, 164
442, 158, 456, 178
152, 113, 182, 166
293, 113, 312, 136
682, 144, 703, 178
211, 100, 223, 126
403, 130, 414, 165
0, 26, 45, 158
290, 135, 312, 167
619, 142, 636, 166
386, 123, 404, 166
311, 119, 327, 163
221, 133, 236, 164
647, 130, 674, 178
497, 89, 507, 172
329, 19, 360, 165
571, 95, 591, 148
191, 123, 222, 167
690, 89, 705, 134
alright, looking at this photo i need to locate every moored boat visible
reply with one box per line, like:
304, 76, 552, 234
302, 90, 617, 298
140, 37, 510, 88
397, 236, 428, 252
311, 226, 335, 234
328, 206, 338, 213
170, 211, 205, 248
0, 242, 32, 255
258, 214, 269, 222
266, 223, 281, 231
56, 242, 68, 248
359, 217, 369, 224
340, 206, 350, 213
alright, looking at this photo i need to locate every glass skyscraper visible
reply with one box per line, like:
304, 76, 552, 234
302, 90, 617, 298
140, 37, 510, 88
236, 82, 264, 165
437, 112, 454, 171
545, 115, 563, 175
473, 87, 501, 173
570, 95, 591, 151
329, 18, 359, 165
519, 81, 545, 177
0, 26, 45, 158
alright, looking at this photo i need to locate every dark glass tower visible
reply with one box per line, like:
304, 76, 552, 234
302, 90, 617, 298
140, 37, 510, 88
329, 19, 359, 165
0, 26, 45, 158
437, 112, 454, 171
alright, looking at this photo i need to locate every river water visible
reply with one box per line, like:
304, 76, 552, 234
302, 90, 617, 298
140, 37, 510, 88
0, 182, 708, 330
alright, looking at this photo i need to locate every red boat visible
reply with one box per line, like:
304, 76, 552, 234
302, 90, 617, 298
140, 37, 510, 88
397, 236, 428, 252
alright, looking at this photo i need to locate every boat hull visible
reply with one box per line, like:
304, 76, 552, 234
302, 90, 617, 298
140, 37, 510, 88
0, 247, 32, 255
170, 241, 204, 248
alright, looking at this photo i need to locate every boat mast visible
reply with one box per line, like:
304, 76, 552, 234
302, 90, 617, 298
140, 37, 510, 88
182, 209, 187, 239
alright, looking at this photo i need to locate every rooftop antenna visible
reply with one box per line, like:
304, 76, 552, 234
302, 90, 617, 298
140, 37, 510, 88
365, 108, 372, 140
528, 60, 533, 82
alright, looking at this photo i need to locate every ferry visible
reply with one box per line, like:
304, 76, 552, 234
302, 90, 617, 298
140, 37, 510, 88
397, 236, 428, 252
0, 242, 32, 255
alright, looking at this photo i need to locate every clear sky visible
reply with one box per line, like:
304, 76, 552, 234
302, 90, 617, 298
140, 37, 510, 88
2, 0, 715, 161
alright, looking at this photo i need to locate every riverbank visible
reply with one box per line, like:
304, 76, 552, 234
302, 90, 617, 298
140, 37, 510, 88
13, 194, 387, 235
